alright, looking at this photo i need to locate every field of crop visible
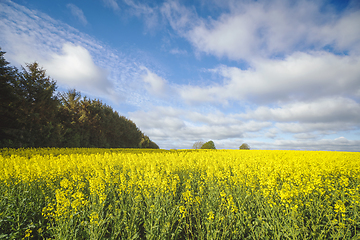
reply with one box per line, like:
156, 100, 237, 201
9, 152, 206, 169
0, 148, 359, 239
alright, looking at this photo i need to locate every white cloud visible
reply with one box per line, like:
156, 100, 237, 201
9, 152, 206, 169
129, 106, 360, 150
161, 1, 198, 34
44, 43, 114, 96
293, 133, 318, 140
256, 137, 360, 152
276, 122, 356, 134
169, 48, 187, 55
179, 52, 360, 104
163, 0, 360, 60
323, 10, 360, 54
264, 128, 278, 139
123, 0, 159, 30
129, 98, 360, 149
140, 66, 168, 97
243, 97, 360, 123
66, 4, 88, 26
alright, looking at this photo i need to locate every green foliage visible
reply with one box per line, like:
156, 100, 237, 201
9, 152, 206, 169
139, 135, 160, 149
201, 140, 216, 149
0, 50, 158, 149
0, 58, 59, 147
239, 143, 250, 150
17, 62, 59, 147
0, 49, 19, 147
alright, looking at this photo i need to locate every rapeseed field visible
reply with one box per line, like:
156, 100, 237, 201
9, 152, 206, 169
0, 148, 359, 239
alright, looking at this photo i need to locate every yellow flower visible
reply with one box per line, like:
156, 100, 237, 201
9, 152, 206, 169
23, 229, 32, 239
334, 200, 346, 214
207, 211, 214, 221
179, 205, 187, 218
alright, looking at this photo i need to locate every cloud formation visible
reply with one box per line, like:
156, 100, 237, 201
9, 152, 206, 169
178, 51, 360, 104
102, 0, 120, 11
123, 0, 159, 29
242, 97, 360, 123
162, 0, 360, 60
140, 66, 168, 97
257, 137, 360, 152
66, 4, 88, 26
0, 0, 143, 103
129, 106, 272, 149
44, 43, 113, 96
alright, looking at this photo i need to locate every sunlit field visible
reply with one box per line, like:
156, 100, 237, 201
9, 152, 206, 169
0, 148, 359, 239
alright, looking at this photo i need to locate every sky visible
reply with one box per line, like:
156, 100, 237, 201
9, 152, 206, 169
1, 0, 360, 151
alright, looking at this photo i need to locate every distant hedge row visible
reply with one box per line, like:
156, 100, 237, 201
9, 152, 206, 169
192, 141, 250, 150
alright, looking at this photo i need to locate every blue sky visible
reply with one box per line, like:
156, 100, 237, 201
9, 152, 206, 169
1, 0, 360, 150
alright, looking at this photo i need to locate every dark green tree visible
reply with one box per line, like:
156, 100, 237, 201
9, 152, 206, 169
139, 135, 159, 149
239, 143, 250, 150
15, 62, 59, 147
57, 89, 83, 147
0, 50, 159, 149
57, 89, 157, 148
148, 140, 159, 149
0, 49, 19, 147
201, 140, 216, 149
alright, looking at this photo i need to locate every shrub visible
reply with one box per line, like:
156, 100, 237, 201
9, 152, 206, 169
239, 143, 250, 150
201, 140, 216, 149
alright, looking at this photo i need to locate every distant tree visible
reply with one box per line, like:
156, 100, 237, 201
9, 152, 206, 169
239, 143, 250, 150
192, 141, 204, 149
148, 140, 159, 149
139, 135, 159, 149
201, 140, 216, 149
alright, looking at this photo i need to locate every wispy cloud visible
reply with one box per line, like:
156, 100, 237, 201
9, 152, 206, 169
66, 3, 88, 26
102, 0, 120, 11
0, 0, 144, 103
169, 48, 187, 55
123, 0, 159, 30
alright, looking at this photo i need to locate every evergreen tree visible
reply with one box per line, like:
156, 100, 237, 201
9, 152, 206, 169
16, 62, 59, 147
0, 50, 159, 149
0, 49, 19, 147
57, 89, 83, 147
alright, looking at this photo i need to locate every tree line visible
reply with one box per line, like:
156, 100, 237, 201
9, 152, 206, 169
192, 140, 217, 149
0, 48, 159, 149
192, 141, 250, 150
